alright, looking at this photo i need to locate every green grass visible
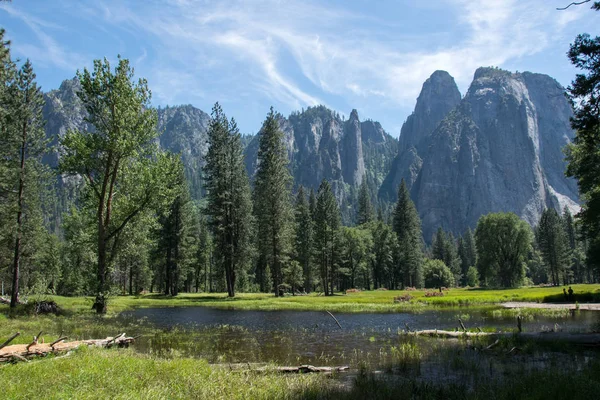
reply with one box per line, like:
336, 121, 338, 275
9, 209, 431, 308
3, 284, 598, 316
0, 347, 334, 400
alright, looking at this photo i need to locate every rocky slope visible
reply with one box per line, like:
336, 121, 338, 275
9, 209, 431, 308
408, 67, 578, 239
244, 106, 398, 223
379, 71, 462, 202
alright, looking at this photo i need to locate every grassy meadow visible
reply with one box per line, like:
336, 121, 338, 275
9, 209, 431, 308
3, 283, 599, 315
2, 285, 600, 399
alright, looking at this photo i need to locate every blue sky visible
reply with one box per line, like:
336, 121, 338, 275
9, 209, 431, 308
1, 0, 598, 135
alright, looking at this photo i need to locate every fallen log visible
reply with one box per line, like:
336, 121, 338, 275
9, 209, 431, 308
270, 365, 349, 374
409, 329, 600, 345
216, 363, 350, 374
0, 333, 137, 363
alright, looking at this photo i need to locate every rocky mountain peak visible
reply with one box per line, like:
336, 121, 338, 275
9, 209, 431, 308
380, 70, 461, 201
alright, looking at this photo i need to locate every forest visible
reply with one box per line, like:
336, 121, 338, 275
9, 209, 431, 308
0, 27, 595, 315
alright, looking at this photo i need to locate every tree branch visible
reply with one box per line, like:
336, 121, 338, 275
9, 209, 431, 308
105, 195, 150, 241
557, 0, 591, 10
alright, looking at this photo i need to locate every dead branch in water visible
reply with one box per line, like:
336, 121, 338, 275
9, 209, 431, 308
0, 334, 138, 363
326, 311, 342, 329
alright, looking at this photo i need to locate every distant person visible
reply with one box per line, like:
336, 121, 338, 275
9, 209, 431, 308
563, 288, 568, 301
568, 286, 574, 301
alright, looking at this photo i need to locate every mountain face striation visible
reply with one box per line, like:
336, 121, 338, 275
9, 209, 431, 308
41, 68, 579, 238
244, 105, 398, 223
384, 67, 578, 240
379, 71, 462, 201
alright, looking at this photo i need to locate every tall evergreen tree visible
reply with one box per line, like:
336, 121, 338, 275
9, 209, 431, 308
60, 57, 181, 313
357, 177, 373, 226
537, 208, 570, 285
253, 107, 294, 296
565, 8, 600, 270
458, 228, 477, 286
203, 103, 253, 297
294, 186, 314, 292
370, 221, 397, 289
392, 179, 424, 288
314, 180, 340, 295
308, 188, 317, 220
156, 162, 192, 296
4, 59, 47, 308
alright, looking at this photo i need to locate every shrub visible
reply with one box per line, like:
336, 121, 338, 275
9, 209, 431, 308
466, 266, 479, 287
423, 259, 455, 289
346, 288, 361, 294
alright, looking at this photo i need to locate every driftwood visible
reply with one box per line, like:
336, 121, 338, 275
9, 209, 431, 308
219, 363, 349, 374
0, 333, 137, 363
271, 365, 349, 373
409, 329, 600, 345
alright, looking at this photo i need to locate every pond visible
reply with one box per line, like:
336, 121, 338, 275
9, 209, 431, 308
119, 306, 600, 369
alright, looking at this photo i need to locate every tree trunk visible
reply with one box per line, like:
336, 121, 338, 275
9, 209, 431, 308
10, 122, 28, 309
165, 246, 171, 296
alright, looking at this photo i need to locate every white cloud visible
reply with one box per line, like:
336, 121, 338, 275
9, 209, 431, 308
0, 4, 86, 71
4, 0, 590, 127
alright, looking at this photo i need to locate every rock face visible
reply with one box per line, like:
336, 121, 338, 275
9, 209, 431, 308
244, 105, 398, 223
157, 105, 210, 199
410, 67, 579, 239
379, 71, 461, 201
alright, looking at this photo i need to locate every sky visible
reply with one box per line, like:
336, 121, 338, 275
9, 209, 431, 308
1, 0, 598, 136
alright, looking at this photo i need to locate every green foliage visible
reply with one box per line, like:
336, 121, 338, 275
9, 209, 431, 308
475, 212, 533, 288
59, 57, 180, 312
314, 179, 341, 295
565, 22, 600, 271
357, 177, 374, 225
253, 107, 294, 295
458, 228, 477, 286
432, 228, 461, 286
422, 259, 455, 289
294, 186, 314, 292
465, 266, 479, 287
338, 226, 373, 290
0, 35, 50, 308
537, 208, 570, 285
369, 220, 397, 290
203, 103, 253, 297
392, 179, 424, 288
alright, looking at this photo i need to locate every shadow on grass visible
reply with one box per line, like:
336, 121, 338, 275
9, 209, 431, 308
543, 291, 600, 303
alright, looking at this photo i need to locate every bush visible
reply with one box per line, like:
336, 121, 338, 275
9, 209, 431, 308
423, 259, 455, 289
466, 266, 479, 287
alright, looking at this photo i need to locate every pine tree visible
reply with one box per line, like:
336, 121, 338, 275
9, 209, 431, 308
156, 162, 191, 296
370, 220, 397, 289
4, 59, 47, 308
565, 13, 600, 270
314, 180, 340, 295
308, 188, 317, 220
253, 107, 294, 296
458, 228, 477, 286
357, 177, 373, 225
392, 179, 424, 288
294, 186, 314, 292
203, 103, 253, 297
432, 227, 446, 261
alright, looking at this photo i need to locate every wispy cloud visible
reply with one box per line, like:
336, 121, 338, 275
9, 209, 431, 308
2, 0, 591, 131
0, 4, 86, 71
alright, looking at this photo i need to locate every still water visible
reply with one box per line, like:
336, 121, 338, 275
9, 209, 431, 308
119, 307, 600, 367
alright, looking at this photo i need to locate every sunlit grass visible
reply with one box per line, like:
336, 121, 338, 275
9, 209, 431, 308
0, 347, 334, 400
2, 284, 600, 317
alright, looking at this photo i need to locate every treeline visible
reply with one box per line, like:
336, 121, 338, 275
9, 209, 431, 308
0, 32, 597, 313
